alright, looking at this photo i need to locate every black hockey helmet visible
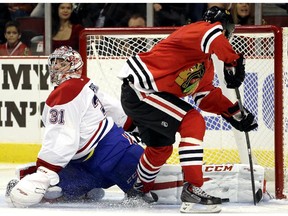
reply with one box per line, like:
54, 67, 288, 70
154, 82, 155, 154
202, 6, 235, 39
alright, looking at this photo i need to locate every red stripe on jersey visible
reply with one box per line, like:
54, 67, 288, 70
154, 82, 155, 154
77, 120, 103, 154
36, 158, 63, 173
46, 76, 90, 106
122, 133, 134, 144
19, 165, 37, 179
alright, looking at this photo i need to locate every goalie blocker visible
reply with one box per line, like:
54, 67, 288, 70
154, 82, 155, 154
7, 163, 264, 205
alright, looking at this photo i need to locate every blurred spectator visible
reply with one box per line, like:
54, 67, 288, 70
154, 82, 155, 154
52, 3, 84, 51
153, 3, 187, 26
153, 3, 207, 26
231, 3, 266, 25
102, 3, 146, 27
74, 3, 146, 27
231, 3, 254, 25
8, 3, 36, 20
30, 3, 44, 18
73, 3, 105, 27
91, 13, 147, 58
128, 14, 146, 27
185, 3, 207, 24
0, 3, 11, 44
124, 14, 148, 55
0, 20, 31, 56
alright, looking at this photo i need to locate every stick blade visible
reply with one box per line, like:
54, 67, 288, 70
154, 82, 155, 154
256, 189, 263, 203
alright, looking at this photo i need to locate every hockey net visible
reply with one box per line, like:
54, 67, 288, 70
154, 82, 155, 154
79, 26, 288, 199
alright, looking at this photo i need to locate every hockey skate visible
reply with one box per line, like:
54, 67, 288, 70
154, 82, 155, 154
180, 182, 222, 213
123, 182, 158, 206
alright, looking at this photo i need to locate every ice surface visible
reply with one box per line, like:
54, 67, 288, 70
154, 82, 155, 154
1, 163, 288, 215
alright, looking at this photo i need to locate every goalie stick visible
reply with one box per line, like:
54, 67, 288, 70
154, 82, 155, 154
235, 87, 262, 205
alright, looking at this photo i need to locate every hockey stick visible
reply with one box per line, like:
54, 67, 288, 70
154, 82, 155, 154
235, 87, 261, 205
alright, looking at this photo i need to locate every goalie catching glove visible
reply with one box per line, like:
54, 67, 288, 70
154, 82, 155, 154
10, 166, 59, 208
224, 54, 245, 89
221, 102, 258, 132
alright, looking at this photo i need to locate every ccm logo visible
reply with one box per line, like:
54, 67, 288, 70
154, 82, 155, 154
205, 165, 233, 172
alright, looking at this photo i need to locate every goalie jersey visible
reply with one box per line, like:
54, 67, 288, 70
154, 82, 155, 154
119, 21, 239, 98
37, 76, 124, 172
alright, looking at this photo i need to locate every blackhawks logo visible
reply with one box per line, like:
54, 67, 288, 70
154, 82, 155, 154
175, 63, 205, 95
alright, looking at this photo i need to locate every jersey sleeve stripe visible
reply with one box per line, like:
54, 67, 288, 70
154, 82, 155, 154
201, 25, 223, 53
128, 56, 156, 91
127, 58, 145, 88
132, 56, 154, 90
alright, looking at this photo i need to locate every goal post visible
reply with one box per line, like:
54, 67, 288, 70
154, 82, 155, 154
79, 25, 287, 199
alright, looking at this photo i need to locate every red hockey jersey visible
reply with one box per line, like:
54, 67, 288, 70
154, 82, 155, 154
0, 41, 31, 56
119, 21, 239, 98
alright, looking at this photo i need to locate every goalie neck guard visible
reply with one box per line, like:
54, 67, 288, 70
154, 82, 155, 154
48, 46, 84, 86
202, 6, 235, 39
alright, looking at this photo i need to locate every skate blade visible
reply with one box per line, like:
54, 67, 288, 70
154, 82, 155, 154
180, 202, 221, 213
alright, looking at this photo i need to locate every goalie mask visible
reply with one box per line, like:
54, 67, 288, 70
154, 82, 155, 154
48, 46, 84, 86
202, 6, 235, 39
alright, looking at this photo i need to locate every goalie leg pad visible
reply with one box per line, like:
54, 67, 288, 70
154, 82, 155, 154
180, 202, 222, 213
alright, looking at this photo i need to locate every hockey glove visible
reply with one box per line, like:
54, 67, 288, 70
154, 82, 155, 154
10, 166, 59, 208
224, 54, 245, 89
221, 102, 258, 132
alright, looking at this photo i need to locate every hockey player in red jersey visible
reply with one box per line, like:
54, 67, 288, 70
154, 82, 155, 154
118, 6, 258, 213
8, 46, 144, 207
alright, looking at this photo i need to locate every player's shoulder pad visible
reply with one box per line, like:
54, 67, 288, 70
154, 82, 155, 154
200, 21, 224, 53
46, 77, 90, 106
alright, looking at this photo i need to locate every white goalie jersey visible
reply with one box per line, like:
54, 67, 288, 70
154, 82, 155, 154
39, 76, 127, 169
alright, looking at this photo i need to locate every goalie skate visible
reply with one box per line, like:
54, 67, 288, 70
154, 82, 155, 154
180, 182, 222, 213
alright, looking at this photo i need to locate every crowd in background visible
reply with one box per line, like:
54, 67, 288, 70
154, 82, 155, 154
0, 3, 287, 56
